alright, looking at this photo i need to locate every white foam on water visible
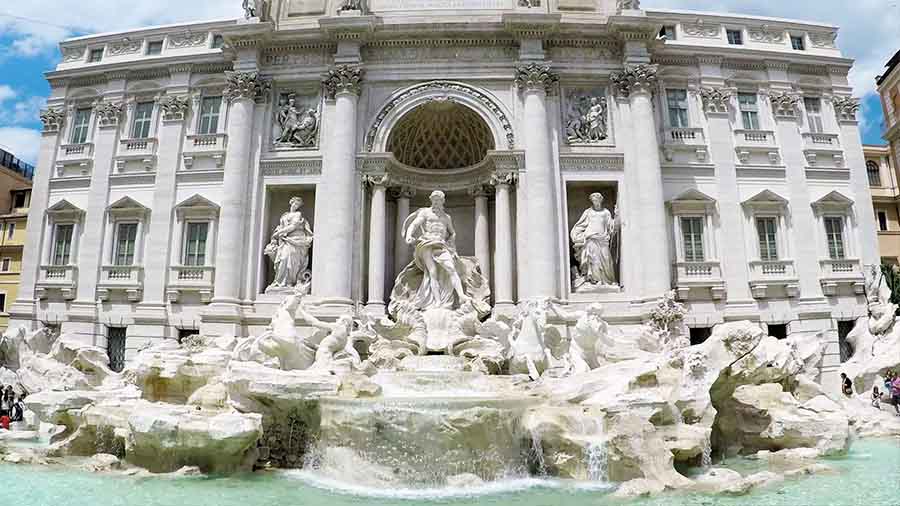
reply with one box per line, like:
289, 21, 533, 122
281, 469, 615, 500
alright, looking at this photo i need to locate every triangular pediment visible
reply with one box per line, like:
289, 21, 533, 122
175, 194, 219, 211
813, 191, 853, 206
46, 199, 84, 217
669, 188, 716, 203
743, 190, 788, 205
107, 196, 149, 212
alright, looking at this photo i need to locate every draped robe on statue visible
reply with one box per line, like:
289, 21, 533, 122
389, 208, 490, 316
571, 207, 618, 287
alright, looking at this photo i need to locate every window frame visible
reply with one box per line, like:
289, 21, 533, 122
726, 29, 744, 45
88, 48, 104, 63
211, 34, 225, 49
183, 221, 210, 267
867, 161, 882, 186
666, 88, 690, 129
737, 92, 761, 130
51, 223, 75, 266
803, 96, 825, 133
70, 107, 93, 145
790, 34, 806, 51
755, 216, 780, 262
680, 216, 706, 263
131, 101, 155, 139
824, 216, 847, 260
6, 222, 14, 240
0, 258, 11, 273
146, 40, 164, 56
197, 95, 223, 135
172, 195, 220, 270
113, 222, 139, 266
878, 211, 889, 232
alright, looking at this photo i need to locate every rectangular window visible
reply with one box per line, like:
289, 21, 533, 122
824, 217, 846, 260
6, 222, 14, 240
868, 162, 883, 186
52, 224, 74, 265
146, 40, 163, 55
114, 223, 138, 266
681, 217, 705, 263
0, 294, 7, 313
131, 101, 154, 139
756, 217, 779, 261
727, 29, 743, 45
198, 96, 222, 135
791, 35, 805, 51
211, 35, 225, 49
88, 48, 104, 62
666, 89, 689, 128
804, 97, 824, 133
879, 211, 889, 232
71, 108, 92, 144
738, 93, 760, 130
13, 192, 27, 209
659, 25, 676, 40
183, 222, 209, 266
1, 259, 10, 272
107, 327, 127, 373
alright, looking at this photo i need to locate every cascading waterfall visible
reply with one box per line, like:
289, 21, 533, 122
580, 417, 609, 483
701, 433, 713, 468
528, 426, 547, 476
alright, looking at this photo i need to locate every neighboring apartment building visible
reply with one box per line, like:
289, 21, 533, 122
0, 147, 33, 331
865, 144, 900, 265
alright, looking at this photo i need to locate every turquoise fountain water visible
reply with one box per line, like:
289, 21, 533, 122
3, 439, 899, 506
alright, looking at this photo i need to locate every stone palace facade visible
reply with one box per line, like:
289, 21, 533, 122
11, 0, 876, 378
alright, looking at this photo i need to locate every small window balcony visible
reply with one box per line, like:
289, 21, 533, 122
182, 134, 227, 170
748, 260, 800, 298
674, 261, 725, 300
661, 127, 708, 163
801, 133, 844, 167
819, 258, 864, 296
36, 265, 78, 300
115, 138, 158, 172
55, 143, 94, 177
166, 265, 215, 303
733, 130, 780, 165
97, 265, 144, 302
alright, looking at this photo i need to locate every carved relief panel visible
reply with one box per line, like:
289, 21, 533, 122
562, 87, 612, 146
273, 90, 322, 150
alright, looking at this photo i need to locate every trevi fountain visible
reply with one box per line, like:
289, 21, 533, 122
3, 0, 900, 504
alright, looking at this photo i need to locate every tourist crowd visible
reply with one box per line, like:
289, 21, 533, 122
864, 371, 900, 416
0, 384, 25, 430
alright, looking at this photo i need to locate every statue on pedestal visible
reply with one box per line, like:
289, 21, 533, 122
570, 192, 620, 291
265, 197, 314, 293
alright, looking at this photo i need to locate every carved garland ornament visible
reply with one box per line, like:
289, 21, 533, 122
617, 0, 640, 11
321, 65, 363, 99
699, 87, 732, 115
514, 63, 559, 94
610, 64, 658, 98
158, 95, 191, 121
682, 21, 720, 39
169, 31, 208, 48
223, 71, 271, 102
364, 81, 515, 151
832, 96, 860, 122
61, 46, 85, 62
768, 91, 801, 118
95, 102, 125, 127
108, 38, 142, 56
40, 108, 66, 133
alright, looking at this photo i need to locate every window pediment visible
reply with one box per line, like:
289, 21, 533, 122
667, 189, 717, 215
175, 194, 220, 220
107, 196, 150, 220
46, 199, 85, 221
742, 190, 788, 213
812, 190, 853, 215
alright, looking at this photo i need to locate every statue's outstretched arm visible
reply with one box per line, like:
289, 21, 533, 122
297, 305, 332, 331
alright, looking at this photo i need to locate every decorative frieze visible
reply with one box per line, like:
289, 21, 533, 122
563, 88, 608, 145
610, 64, 658, 98
748, 26, 785, 44
40, 108, 66, 133
514, 63, 559, 94
260, 158, 323, 177
699, 87, 732, 115
767, 91, 802, 118
809, 31, 838, 49
263, 48, 333, 67
108, 38, 142, 56
61, 46, 85, 63
95, 102, 125, 127
682, 21, 720, 39
832, 96, 860, 122
361, 43, 517, 63
558, 154, 625, 172
168, 31, 208, 49
158, 95, 191, 121
321, 64, 363, 99
223, 71, 271, 102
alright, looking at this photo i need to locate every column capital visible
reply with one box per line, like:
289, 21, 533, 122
489, 170, 519, 187
362, 173, 390, 187
514, 62, 558, 95
611, 64, 658, 99
832, 95, 860, 122
468, 185, 494, 198
95, 101, 125, 128
158, 95, 191, 122
322, 64, 364, 100
223, 71, 270, 103
766, 90, 802, 119
389, 186, 415, 200
698, 87, 733, 115
40, 108, 66, 134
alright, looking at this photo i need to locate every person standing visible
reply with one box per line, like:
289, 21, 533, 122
892, 374, 900, 416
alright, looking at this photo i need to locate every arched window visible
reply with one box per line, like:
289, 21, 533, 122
867, 161, 882, 187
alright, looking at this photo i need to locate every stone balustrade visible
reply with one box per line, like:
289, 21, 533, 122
36, 264, 78, 300
97, 265, 145, 302
182, 134, 228, 169
674, 261, 725, 300
166, 265, 215, 303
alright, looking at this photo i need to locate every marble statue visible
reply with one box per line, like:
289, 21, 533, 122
566, 94, 608, 144
264, 197, 314, 293
242, 0, 260, 17
567, 303, 607, 374
570, 192, 620, 291
275, 95, 319, 148
232, 291, 315, 370
864, 264, 897, 335
338, 0, 363, 12
507, 298, 568, 380
390, 190, 490, 314
296, 305, 361, 371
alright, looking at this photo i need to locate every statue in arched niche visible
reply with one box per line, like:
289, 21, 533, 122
571, 192, 620, 291
265, 196, 314, 293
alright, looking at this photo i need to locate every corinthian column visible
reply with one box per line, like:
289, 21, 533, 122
491, 171, 517, 309
365, 174, 388, 312
469, 186, 492, 288
209, 72, 268, 315
515, 63, 560, 300
611, 64, 670, 298
392, 186, 414, 277
312, 65, 363, 306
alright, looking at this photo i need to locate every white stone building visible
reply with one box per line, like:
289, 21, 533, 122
13, 0, 875, 381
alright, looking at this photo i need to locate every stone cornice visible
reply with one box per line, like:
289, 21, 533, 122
357, 150, 524, 192
322, 64, 363, 99
558, 154, 625, 172
260, 157, 323, 176
318, 15, 378, 41
502, 13, 562, 39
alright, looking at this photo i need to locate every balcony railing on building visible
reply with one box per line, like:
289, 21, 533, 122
55, 142, 94, 177
733, 130, 780, 165
673, 261, 725, 300
819, 258, 864, 296
97, 265, 144, 302
114, 138, 158, 172
166, 265, 215, 303
748, 260, 800, 298
182, 134, 227, 170
801, 133, 844, 167
661, 127, 709, 163
36, 265, 78, 300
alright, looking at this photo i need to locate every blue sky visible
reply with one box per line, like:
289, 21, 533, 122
0, 0, 896, 163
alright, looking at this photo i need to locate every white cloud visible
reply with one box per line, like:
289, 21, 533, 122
645, 0, 900, 98
0, 127, 42, 164
0, 2, 244, 60
0, 85, 15, 104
